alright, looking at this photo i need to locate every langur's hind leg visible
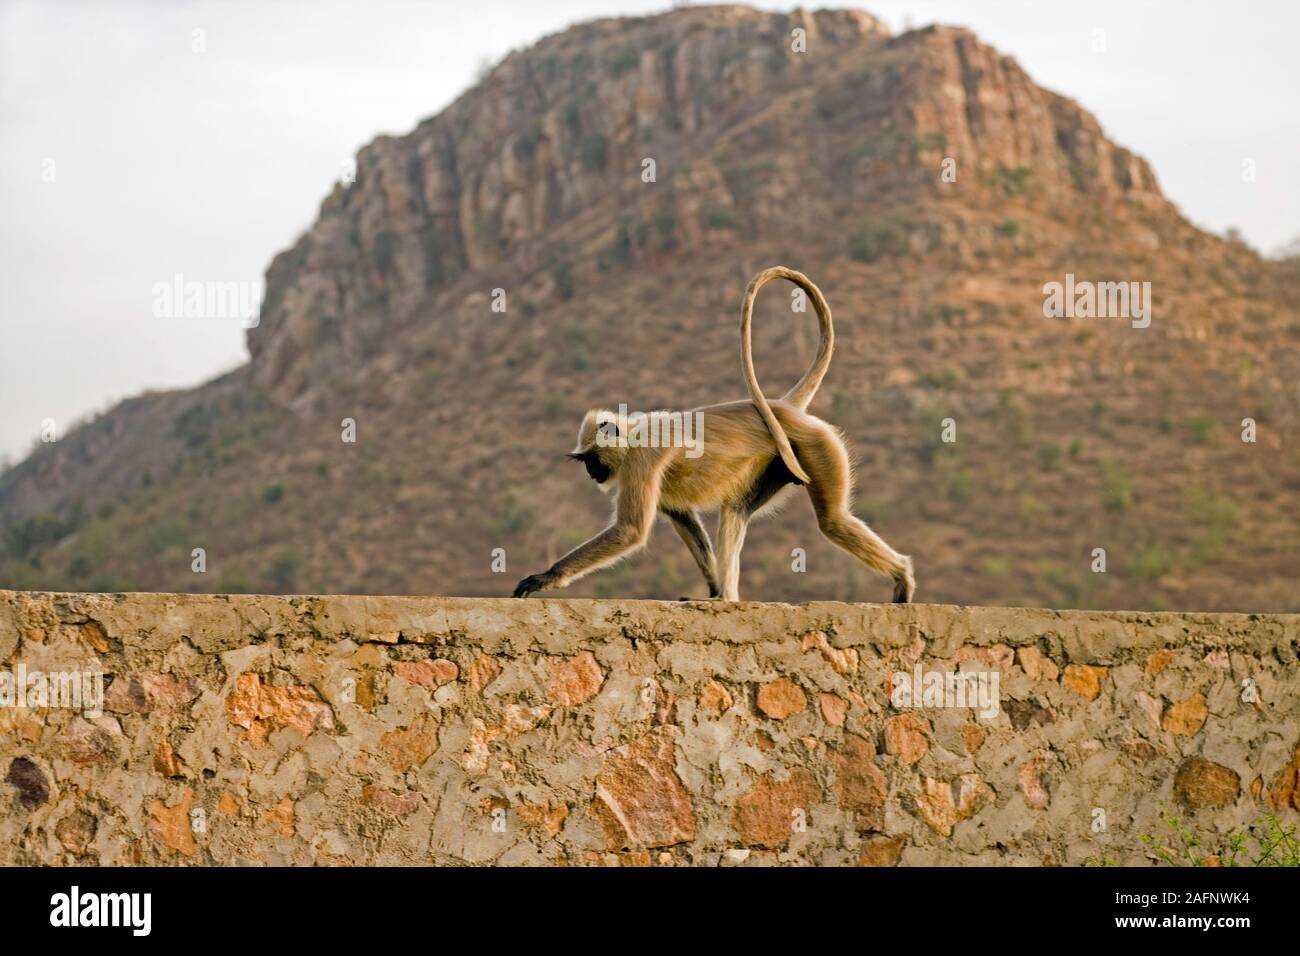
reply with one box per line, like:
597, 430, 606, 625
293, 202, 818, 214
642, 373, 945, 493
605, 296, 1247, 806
798, 428, 915, 602
716, 505, 750, 601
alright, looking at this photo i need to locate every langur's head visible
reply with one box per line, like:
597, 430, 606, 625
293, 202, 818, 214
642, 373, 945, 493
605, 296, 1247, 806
569, 408, 633, 488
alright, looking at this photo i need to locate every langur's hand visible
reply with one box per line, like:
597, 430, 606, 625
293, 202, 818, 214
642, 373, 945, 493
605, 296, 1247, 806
513, 572, 555, 598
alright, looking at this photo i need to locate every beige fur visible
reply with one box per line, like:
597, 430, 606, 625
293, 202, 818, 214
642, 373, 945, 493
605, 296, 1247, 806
513, 267, 915, 602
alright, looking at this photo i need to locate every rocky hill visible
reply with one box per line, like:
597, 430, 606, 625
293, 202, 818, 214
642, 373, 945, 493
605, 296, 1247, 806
2, 5, 1297, 611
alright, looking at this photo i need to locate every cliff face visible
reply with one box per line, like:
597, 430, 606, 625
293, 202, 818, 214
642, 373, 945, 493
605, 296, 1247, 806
245, 9, 1168, 408
2, 5, 1297, 611
1, 592, 1297, 865
246, 8, 886, 404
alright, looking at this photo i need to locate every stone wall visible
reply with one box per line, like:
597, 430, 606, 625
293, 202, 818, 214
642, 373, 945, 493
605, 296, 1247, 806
1, 591, 1297, 866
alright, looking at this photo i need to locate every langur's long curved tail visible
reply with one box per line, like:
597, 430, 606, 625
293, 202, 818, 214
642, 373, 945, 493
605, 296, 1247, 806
740, 266, 835, 485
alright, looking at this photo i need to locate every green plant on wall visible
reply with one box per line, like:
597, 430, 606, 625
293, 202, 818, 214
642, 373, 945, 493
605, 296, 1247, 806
1086, 809, 1299, 867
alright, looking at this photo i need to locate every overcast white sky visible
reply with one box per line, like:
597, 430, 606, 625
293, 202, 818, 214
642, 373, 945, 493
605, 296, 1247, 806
2, 0, 1297, 464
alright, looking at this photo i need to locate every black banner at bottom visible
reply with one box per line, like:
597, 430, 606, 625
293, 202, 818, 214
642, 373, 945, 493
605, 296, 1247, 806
0, 864, 1284, 942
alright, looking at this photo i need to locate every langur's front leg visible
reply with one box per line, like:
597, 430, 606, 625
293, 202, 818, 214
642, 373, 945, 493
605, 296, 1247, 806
665, 508, 721, 599
514, 472, 660, 598
512, 524, 644, 597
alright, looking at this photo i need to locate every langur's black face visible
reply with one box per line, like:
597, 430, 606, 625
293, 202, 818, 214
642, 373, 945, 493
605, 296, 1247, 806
569, 450, 612, 484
